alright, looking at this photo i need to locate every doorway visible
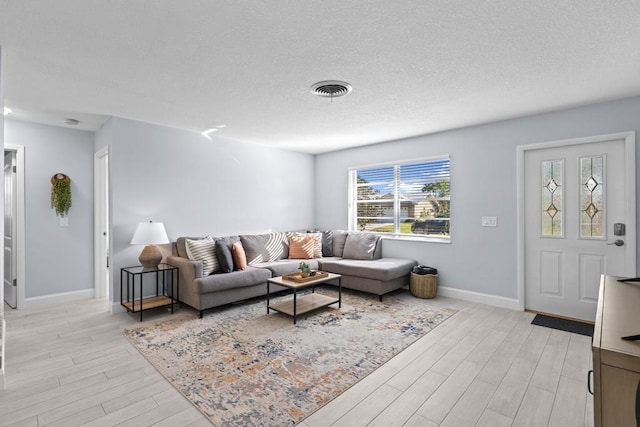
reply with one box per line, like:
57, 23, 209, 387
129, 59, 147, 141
94, 147, 110, 301
4, 151, 16, 308
3, 145, 25, 310
517, 132, 636, 321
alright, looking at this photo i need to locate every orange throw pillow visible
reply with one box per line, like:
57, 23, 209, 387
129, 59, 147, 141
288, 235, 315, 259
231, 241, 248, 270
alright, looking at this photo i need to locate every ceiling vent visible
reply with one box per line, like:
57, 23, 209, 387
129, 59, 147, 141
310, 80, 352, 99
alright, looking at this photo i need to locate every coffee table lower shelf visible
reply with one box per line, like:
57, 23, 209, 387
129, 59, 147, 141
269, 293, 339, 320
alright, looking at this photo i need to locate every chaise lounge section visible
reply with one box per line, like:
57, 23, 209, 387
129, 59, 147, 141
319, 257, 417, 300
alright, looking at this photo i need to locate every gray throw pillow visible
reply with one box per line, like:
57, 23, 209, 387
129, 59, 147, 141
342, 233, 379, 260
332, 230, 349, 257
215, 237, 239, 273
321, 230, 334, 257
240, 234, 270, 265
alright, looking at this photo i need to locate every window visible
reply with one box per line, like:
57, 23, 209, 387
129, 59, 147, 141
541, 159, 563, 237
579, 155, 605, 239
349, 156, 451, 239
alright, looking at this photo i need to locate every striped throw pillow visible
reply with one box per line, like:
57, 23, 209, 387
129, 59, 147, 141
185, 237, 220, 275
240, 234, 270, 266
266, 232, 289, 260
307, 232, 323, 258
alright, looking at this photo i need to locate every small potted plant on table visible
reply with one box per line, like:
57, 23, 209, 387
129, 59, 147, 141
298, 261, 312, 278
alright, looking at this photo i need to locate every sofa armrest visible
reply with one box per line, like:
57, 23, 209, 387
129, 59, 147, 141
167, 255, 203, 283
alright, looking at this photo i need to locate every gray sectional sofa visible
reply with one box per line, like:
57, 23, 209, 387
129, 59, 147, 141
166, 230, 417, 317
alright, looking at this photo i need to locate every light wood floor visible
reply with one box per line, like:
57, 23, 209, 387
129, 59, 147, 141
0, 294, 593, 426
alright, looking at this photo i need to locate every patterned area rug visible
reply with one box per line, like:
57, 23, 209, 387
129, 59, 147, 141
124, 288, 457, 426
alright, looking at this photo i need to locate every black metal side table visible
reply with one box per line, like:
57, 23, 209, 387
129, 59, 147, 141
120, 263, 179, 321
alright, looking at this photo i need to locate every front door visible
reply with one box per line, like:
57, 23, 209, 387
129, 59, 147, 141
524, 135, 635, 321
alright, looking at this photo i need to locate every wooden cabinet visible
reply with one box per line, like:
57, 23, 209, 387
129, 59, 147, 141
592, 275, 640, 427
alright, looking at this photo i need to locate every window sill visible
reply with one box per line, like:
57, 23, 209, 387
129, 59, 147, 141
378, 234, 451, 244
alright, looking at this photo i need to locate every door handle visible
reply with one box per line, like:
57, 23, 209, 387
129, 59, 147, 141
607, 239, 624, 246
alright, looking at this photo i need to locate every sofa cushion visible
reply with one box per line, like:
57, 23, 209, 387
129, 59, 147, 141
332, 230, 348, 257
342, 232, 380, 260
185, 237, 219, 275
232, 241, 248, 270
215, 236, 239, 273
240, 234, 270, 265
254, 259, 320, 277
196, 267, 272, 293
288, 235, 315, 259
266, 232, 289, 260
319, 258, 417, 281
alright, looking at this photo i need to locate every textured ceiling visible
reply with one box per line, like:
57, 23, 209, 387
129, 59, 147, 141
1, 1, 640, 154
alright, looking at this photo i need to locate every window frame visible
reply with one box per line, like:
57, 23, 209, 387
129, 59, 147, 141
348, 155, 451, 243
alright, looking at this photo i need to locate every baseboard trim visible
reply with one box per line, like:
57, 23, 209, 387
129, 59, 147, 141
0, 316, 5, 390
25, 289, 95, 309
438, 286, 520, 311
111, 301, 127, 314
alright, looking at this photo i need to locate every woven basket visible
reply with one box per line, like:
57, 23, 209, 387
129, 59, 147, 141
410, 273, 438, 299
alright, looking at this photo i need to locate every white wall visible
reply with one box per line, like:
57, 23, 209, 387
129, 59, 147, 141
94, 116, 112, 152
315, 95, 640, 301
6, 95, 640, 307
100, 117, 316, 304
4, 119, 95, 299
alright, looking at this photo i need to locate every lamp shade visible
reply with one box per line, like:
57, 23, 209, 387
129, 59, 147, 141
130, 221, 169, 245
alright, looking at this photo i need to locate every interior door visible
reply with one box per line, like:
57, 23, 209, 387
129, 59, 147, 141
94, 148, 110, 299
3, 151, 17, 308
524, 138, 630, 321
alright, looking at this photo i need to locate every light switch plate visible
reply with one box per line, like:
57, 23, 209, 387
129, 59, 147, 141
482, 216, 497, 227
59, 216, 69, 227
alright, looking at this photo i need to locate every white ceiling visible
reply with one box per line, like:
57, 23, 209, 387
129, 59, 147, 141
1, 1, 640, 154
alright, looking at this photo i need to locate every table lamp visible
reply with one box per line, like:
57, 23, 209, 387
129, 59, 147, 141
130, 221, 170, 268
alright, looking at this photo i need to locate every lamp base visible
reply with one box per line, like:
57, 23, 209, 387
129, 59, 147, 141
139, 244, 162, 269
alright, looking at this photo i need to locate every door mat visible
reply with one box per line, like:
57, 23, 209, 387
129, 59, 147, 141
531, 314, 594, 337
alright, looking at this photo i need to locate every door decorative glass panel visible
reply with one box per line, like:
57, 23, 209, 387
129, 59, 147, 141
580, 156, 604, 239
541, 159, 563, 236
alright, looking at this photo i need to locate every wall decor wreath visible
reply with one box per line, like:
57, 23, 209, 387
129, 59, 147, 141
51, 173, 72, 217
